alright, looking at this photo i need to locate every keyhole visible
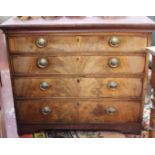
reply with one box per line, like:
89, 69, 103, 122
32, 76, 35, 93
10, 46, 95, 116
77, 38, 79, 42
77, 79, 80, 83
76, 57, 80, 61
76, 36, 81, 43
77, 102, 80, 106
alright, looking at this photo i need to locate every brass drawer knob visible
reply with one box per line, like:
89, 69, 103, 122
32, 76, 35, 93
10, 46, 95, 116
41, 106, 51, 115
37, 58, 49, 68
106, 107, 117, 115
40, 81, 49, 91
107, 81, 118, 89
36, 37, 47, 48
108, 58, 120, 68
109, 36, 120, 47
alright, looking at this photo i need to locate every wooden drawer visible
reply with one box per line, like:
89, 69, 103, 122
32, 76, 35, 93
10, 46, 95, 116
16, 99, 78, 124
78, 100, 140, 123
8, 33, 147, 53
16, 99, 140, 124
13, 78, 143, 98
11, 55, 146, 75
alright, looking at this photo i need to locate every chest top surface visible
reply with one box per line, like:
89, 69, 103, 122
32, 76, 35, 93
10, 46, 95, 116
1, 16, 155, 31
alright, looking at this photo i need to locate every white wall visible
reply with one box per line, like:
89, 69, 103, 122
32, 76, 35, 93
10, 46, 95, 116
0, 16, 10, 23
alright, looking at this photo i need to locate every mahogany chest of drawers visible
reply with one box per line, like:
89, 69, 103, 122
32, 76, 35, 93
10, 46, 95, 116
1, 16, 155, 135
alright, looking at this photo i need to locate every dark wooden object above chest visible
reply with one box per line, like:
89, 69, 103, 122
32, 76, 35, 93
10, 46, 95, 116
1, 16, 155, 135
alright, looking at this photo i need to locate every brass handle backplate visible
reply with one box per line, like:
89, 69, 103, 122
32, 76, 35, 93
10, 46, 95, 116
36, 37, 47, 48
106, 107, 117, 115
37, 58, 49, 68
109, 36, 120, 47
108, 57, 120, 68
41, 106, 51, 115
40, 81, 49, 91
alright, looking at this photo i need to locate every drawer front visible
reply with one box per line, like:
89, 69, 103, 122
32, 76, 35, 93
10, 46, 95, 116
16, 100, 78, 124
13, 78, 143, 98
8, 34, 147, 53
78, 100, 140, 123
16, 100, 140, 124
11, 55, 145, 74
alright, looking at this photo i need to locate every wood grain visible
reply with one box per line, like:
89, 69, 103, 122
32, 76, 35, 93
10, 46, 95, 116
8, 33, 147, 53
78, 100, 140, 123
16, 99, 141, 124
1, 16, 154, 136
13, 78, 143, 98
11, 55, 146, 75
16, 99, 78, 124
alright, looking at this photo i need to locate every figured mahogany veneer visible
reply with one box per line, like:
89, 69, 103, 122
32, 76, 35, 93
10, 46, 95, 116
16, 99, 140, 124
13, 78, 143, 98
8, 33, 147, 53
1, 16, 155, 136
11, 55, 145, 75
